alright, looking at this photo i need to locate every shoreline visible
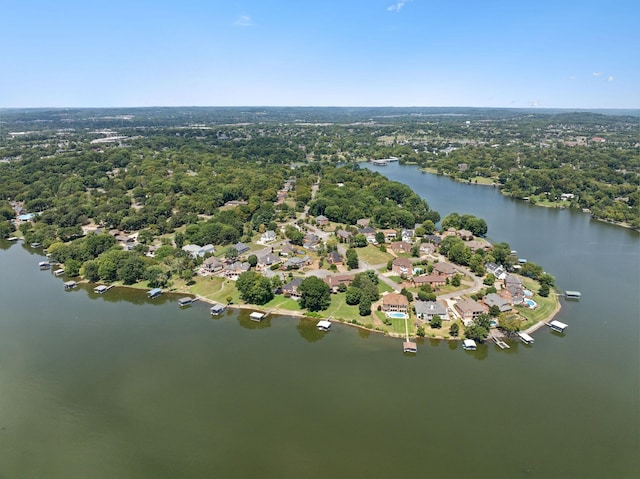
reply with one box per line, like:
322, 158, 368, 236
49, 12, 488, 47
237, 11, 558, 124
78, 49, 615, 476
417, 168, 639, 232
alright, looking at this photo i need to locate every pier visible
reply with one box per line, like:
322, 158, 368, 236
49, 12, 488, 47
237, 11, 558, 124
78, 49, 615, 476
94, 285, 113, 294
147, 288, 163, 298
564, 291, 581, 300
490, 331, 510, 349
178, 296, 197, 307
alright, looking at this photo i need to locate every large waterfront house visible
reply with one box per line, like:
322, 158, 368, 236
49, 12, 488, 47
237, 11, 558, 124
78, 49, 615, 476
483, 293, 512, 312
182, 244, 215, 258
324, 273, 355, 293
454, 298, 488, 324
414, 300, 449, 321
382, 293, 409, 313
282, 277, 303, 299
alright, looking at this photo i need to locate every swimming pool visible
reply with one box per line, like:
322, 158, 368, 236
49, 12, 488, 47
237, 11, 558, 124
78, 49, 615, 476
386, 312, 408, 319
524, 298, 537, 309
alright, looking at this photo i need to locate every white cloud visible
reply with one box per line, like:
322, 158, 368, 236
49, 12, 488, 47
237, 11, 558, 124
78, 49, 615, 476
607, 75, 615, 82
233, 15, 254, 27
592, 72, 603, 77
387, 1, 409, 12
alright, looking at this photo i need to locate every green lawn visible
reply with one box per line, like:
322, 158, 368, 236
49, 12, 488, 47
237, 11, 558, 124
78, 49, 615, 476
264, 295, 302, 311
356, 245, 394, 266
515, 277, 560, 329
189, 276, 240, 304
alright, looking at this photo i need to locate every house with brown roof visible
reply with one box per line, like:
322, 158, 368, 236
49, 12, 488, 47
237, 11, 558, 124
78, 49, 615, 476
336, 229, 352, 243
391, 257, 413, 276
457, 229, 474, 241
433, 261, 457, 277
324, 274, 355, 293
202, 256, 224, 273
382, 293, 409, 313
390, 241, 412, 254
411, 274, 446, 288
454, 298, 488, 323
315, 215, 329, 226
383, 229, 398, 241
282, 277, 303, 299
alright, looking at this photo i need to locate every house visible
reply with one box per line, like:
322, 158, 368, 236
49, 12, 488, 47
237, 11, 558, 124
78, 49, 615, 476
233, 242, 250, 255
390, 241, 412, 254
283, 256, 311, 270
336, 229, 352, 243
433, 262, 457, 277
202, 256, 224, 273
182, 244, 215, 258
454, 298, 488, 323
466, 239, 491, 252
383, 229, 398, 241
411, 274, 446, 288
282, 277, 303, 299
279, 242, 298, 257
457, 229, 474, 241
391, 257, 413, 276
483, 293, 512, 312
224, 261, 251, 280
419, 243, 435, 255
414, 300, 448, 321
323, 274, 355, 293
260, 230, 277, 243
327, 251, 342, 265
499, 285, 525, 305
485, 262, 507, 280
382, 293, 409, 313
257, 252, 281, 269
424, 234, 442, 246
358, 226, 376, 243
303, 233, 321, 250
401, 229, 415, 242
504, 274, 523, 288
315, 215, 329, 226
356, 218, 370, 228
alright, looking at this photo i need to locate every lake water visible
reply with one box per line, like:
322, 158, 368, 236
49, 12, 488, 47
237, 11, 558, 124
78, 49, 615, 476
0, 164, 638, 478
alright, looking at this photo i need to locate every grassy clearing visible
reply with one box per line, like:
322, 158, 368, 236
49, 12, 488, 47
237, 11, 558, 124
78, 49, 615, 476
264, 295, 302, 311
515, 277, 559, 329
356, 245, 394, 265
467, 176, 496, 185
190, 276, 240, 304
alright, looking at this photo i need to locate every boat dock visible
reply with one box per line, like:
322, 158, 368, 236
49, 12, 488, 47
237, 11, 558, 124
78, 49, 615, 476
491, 332, 511, 349
39, 261, 50, 269
463, 339, 477, 350
403, 341, 417, 353
63, 281, 77, 290
210, 303, 226, 315
147, 288, 163, 298
178, 296, 197, 307
317, 320, 332, 331
547, 320, 568, 333
250, 311, 266, 322
7, 237, 18, 241
94, 285, 112, 294
517, 332, 535, 345
53, 268, 65, 276
564, 291, 581, 300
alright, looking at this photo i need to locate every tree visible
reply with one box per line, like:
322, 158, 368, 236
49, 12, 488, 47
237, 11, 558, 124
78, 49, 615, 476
65, 259, 81, 277
82, 260, 100, 282
354, 233, 368, 248
449, 322, 459, 337
431, 315, 442, 329
247, 254, 258, 268
416, 325, 426, 337
346, 248, 359, 269
298, 276, 331, 312
345, 286, 361, 305
451, 274, 461, 287
489, 305, 501, 317
538, 283, 550, 297
236, 271, 274, 305
498, 314, 521, 334
400, 287, 413, 303
464, 324, 488, 342
483, 273, 496, 286
375, 231, 385, 244
359, 296, 371, 316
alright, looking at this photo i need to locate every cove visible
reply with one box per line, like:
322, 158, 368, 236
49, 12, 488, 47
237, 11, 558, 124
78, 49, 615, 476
0, 163, 638, 478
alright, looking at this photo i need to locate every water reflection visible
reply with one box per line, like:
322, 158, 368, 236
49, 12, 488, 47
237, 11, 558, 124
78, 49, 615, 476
295, 318, 327, 343
447, 340, 458, 351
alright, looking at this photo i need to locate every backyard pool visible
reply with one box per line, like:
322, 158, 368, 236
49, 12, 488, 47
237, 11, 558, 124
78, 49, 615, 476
524, 298, 537, 309
386, 312, 408, 319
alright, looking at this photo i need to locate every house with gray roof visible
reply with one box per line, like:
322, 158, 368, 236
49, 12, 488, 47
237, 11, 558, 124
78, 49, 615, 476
414, 300, 448, 322
483, 293, 512, 312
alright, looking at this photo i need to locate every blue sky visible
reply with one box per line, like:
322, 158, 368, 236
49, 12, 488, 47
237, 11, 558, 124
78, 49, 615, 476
1, 0, 638, 108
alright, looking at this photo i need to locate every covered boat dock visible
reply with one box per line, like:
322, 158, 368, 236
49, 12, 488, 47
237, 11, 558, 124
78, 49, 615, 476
402, 341, 417, 353
63, 281, 77, 290
547, 320, 568, 333
517, 332, 535, 344
317, 320, 332, 331
147, 288, 163, 298
250, 312, 265, 322
210, 303, 226, 315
